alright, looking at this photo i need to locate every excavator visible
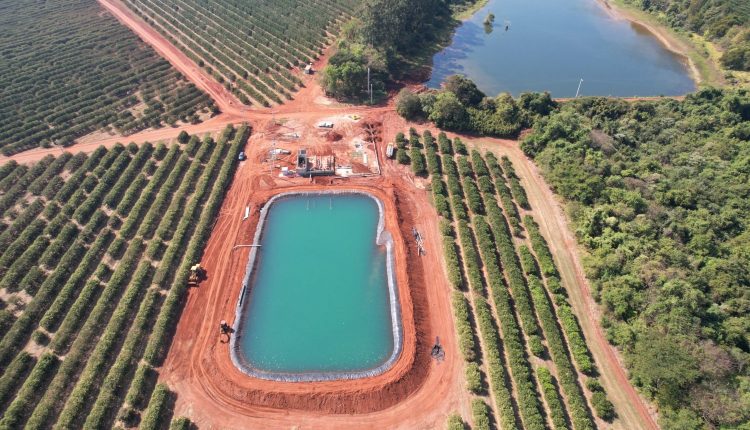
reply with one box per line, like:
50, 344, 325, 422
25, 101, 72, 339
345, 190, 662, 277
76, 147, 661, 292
188, 263, 207, 286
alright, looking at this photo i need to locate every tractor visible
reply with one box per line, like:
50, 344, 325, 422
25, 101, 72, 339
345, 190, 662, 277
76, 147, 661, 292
188, 263, 207, 285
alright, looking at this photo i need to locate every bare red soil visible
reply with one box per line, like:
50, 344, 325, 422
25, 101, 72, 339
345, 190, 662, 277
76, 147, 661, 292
1, 3, 661, 428
161, 131, 467, 427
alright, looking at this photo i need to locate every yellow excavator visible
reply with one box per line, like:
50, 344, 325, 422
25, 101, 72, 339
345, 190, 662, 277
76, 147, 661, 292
188, 263, 206, 285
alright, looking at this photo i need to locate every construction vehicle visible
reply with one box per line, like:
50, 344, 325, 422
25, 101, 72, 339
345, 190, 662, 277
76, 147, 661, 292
219, 320, 232, 342
188, 263, 206, 285
386, 143, 395, 158
431, 337, 445, 361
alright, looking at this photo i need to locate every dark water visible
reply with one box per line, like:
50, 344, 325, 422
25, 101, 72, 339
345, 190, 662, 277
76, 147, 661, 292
427, 0, 696, 97
240, 194, 393, 373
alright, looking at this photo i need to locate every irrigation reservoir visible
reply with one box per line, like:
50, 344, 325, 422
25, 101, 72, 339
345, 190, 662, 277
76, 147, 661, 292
232, 192, 402, 381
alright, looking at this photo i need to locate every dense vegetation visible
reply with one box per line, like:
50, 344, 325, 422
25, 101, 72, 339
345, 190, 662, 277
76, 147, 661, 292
618, 0, 750, 71
124, 0, 359, 106
522, 89, 750, 429
396, 75, 557, 137
322, 0, 475, 101
0, 125, 248, 429
401, 129, 613, 429
0, 0, 215, 156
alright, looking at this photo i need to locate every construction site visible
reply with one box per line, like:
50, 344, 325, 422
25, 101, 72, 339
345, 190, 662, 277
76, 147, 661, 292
2, 83, 662, 429
158, 103, 464, 428
251, 114, 383, 181
0, 0, 704, 427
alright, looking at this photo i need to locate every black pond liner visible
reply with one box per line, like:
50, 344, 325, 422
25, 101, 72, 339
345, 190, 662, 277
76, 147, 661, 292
230, 190, 404, 382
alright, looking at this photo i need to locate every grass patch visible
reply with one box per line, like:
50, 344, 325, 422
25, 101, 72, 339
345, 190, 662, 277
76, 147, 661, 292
608, 0, 728, 87
453, 0, 490, 21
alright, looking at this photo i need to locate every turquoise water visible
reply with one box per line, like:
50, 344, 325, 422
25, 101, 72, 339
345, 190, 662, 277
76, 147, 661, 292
427, 0, 695, 97
239, 194, 394, 374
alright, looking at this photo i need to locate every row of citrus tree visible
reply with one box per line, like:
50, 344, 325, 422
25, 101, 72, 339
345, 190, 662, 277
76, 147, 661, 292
0, 125, 247, 429
0, 0, 214, 155
397, 129, 611, 429
123, 0, 354, 106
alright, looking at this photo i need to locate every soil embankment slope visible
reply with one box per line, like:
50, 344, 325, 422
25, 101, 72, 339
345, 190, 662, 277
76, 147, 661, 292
1, 3, 662, 427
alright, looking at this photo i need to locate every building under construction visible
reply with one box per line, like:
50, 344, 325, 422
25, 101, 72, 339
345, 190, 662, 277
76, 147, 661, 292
296, 149, 334, 177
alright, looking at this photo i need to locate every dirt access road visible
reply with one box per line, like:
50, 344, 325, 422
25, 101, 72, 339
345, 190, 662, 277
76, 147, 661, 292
98, 0, 247, 116
2, 1, 660, 428
473, 138, 660, 430
161, 126, 468, 428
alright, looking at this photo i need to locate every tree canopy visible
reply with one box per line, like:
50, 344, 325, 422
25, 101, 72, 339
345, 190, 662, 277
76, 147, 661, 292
396, 88, 423, 120
443, 74, 485, 106
320, 44, 387, 102
522, 89, 750, 429
359, 0, 448, 53
396, 76, 556, 137
619, 0, 750, 71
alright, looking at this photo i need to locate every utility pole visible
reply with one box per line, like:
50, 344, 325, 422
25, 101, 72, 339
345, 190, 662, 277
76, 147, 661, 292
270, 137, 276, 173
575, 78, 584, 98
370, 83, 373, 105
270, 111, 277, 173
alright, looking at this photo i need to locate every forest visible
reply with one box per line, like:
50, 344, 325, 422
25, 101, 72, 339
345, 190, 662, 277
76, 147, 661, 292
522, 89, 750, 429
618, 0, 750, 71
396, 75, 556, 137
0, 0, 215, 156
321, 0, 475, 101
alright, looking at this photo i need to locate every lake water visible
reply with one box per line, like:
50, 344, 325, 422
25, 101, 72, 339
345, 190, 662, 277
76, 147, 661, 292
427, 0, 696, 97
238, 194, 394, 374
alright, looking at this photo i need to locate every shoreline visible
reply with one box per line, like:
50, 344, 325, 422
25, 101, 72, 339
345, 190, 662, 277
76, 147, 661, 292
596, 0, 707, 86
454, 0, 490, 21
427, 0, 709, 94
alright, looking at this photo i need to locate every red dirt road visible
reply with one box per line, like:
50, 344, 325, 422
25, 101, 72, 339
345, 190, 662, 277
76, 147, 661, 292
1, 116, 234, 165
97, 0, 247, 116
0, 2, 660, 427
161, 128, 467, 428
473, 139, 660, 430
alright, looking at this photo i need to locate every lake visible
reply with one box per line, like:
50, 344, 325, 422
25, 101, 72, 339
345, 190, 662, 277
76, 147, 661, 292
427, 0, 696, 97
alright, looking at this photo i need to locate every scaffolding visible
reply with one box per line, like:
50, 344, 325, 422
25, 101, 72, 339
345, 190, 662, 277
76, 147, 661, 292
296, 148, 334, 177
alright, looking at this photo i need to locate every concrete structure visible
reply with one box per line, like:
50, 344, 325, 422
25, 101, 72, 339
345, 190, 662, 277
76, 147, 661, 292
296, 149, 334, 177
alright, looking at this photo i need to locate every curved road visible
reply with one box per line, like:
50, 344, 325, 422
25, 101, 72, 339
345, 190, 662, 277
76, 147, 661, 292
2, 1, 660, 428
